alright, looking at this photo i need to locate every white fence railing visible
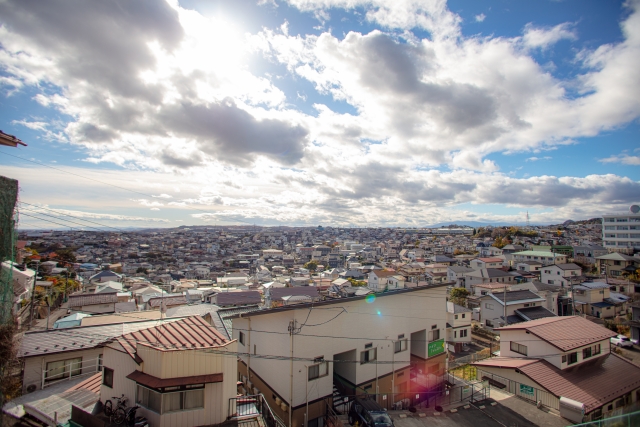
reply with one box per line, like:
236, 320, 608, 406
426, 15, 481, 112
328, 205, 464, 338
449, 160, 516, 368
41, 356, 102, 389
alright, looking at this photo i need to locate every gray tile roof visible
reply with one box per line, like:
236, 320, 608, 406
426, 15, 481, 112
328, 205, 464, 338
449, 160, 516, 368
68, 293, 119, 308
514, 306, 557, 321
491, 290, 544, 304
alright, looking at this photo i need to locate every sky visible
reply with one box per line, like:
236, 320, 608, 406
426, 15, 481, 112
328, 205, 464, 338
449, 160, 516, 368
0, 0, 639, 230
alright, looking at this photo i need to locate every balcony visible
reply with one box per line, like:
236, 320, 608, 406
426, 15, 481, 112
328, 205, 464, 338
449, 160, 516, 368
228, 394, 287, 427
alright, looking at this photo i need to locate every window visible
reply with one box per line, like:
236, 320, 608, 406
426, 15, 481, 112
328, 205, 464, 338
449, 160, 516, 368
137, 385, 162, 413
46, 357, 82, 381
454, 331, 457, 338
562, 355, 567, 363
460, 329, 468, 338
593, 344, 601, 355
485, 303, 493, 309
360, 348, 377, 364
103, 367, 114, 388
429, 329, 440, 342
308, 362, 328, 380
239, 331, 245, 345
462, 313, 466, 319
510, 342, 527, 355
567, 352, 578, 365
431, 324, 438, 330
137, 385, 204, 414
394, 339, 408, 353
455, 314, 458, 320
583, 347, 592, 359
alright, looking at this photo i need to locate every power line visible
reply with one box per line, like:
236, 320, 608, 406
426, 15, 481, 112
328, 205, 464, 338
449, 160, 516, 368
19, 201, 127, 233
19, 207, 122, 232
2, 150, 256, 226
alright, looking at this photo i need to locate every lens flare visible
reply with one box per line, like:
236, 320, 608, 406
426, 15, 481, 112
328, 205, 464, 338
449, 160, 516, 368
365, 294, 376, 304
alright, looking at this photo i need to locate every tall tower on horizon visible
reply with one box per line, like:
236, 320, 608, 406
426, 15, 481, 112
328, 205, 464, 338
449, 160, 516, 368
526, 211, 530, 229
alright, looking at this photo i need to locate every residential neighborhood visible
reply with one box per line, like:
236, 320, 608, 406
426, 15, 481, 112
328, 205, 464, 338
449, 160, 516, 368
0, 211, 637, 427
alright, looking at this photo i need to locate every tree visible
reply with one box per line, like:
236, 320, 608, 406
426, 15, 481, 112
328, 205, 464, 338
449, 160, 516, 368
304, 260, 318, 272
450, 288, 470, 307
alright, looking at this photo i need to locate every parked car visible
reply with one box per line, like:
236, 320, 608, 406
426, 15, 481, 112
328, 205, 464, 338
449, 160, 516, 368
348, 397, 393, 427
611, 335, 634, 348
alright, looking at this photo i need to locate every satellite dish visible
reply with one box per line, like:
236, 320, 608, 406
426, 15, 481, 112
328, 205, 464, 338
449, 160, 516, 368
631, 205, 640, 214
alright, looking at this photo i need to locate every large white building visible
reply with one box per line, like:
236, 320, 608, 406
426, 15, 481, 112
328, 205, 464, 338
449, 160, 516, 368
232, 285, 449, 427
602, 209, 640, 250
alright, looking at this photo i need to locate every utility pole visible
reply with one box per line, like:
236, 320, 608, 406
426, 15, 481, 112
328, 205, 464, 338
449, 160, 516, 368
28, 260, 40, 330
288, 318, 296, 427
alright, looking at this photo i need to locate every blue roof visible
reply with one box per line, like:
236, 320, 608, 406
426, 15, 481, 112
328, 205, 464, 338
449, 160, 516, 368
591, 301, 615, 308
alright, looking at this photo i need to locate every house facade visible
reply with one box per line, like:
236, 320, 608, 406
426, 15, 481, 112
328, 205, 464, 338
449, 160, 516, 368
232, 285, 449, 427
474, 316, 640, 423
540, 263, 583, 287
100, 316, 237, 427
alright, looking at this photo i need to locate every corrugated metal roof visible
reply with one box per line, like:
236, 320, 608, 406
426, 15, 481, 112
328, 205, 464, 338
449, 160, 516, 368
147, 295, 187, 308
270, 286, 319, 301
216, 291, 262, 307
491, 290, 545, 304
19, 318, 183, 358
514, 306, 557, 321
68, 293, 119, 307
474, 357, 538, 369
116, 316, 230, 360
497, 316, 617, 351
519, 354, 640, 413
67, 372, 102, 394
217, 306, 261, 339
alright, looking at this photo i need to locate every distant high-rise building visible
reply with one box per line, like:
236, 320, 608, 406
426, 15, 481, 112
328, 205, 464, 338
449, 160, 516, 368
602, 205, 640, 250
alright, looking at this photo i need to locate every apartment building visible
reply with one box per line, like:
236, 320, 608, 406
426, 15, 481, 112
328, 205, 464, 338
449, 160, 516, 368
474, 316, 640, 423
511, 251, 567, 265
602, 211, 640, 250
232, 285, 449, 427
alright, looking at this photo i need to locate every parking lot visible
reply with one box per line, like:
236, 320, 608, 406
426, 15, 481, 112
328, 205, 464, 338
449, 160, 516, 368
389, 389, 569, 427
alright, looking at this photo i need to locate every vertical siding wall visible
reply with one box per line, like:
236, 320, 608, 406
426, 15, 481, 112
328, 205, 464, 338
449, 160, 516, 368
234, 286, 448, 409
100, 346, 138, 407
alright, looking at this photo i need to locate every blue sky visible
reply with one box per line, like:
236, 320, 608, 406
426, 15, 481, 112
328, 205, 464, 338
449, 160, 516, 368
0, 0, 638, 229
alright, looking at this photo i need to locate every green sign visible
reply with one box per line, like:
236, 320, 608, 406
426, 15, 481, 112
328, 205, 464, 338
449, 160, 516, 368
428, 339, 445, 357
519, 384, 534, 396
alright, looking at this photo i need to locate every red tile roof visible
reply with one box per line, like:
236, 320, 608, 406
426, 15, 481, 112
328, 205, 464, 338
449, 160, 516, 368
519, 354, 640, 413
116, 316, 230, 360
496, 316, 616, 351
474, 357, 538, 369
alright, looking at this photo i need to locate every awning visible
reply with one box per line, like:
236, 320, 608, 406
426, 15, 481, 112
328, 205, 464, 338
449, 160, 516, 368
126, 371, 223, 389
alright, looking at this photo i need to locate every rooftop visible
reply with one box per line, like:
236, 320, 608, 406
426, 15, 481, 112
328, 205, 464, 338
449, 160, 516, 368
490, 290, 545, 304
496, 316, 616, 351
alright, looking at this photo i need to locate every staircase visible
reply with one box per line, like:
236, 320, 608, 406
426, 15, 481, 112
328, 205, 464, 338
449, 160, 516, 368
332, 385, 351, 415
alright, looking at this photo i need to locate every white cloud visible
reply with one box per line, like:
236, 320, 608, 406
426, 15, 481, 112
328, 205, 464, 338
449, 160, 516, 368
526, 156, 552, 162
522, 22, 577, 49
600, 154, 640, 165
475, 13, 486, 23
1, 0, 639, 226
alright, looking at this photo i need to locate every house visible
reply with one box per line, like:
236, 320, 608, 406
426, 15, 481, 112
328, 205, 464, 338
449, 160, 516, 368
515, 261, 542, 272
145, 295, 188, 311
474, 316, 640, 423
100, 316, 237, 427
596, 252, 638, 279
68, 293, 119, 314
446, 302, 472, 352
1, 261, 35, 314
266, 286, 320, 307
447, 265, 474, 287
88, 270, 122, 284
513, 281, 561, 316
480, 290, 554, 328
540, 263, 584, 287
573, 245, 607, 265
572, 282, 628, 318
477, 246, 503, 257
367, 270, 397, 291
0, 130, 27, 147
629, 302, 640, 344
470, 258, 504, 270
210, 290, 262, 307
387, 275, 406, 290
465, 269, 518, 290
232, 284, 449, 427
511, 251, 567, 265
18, 318, 183, 394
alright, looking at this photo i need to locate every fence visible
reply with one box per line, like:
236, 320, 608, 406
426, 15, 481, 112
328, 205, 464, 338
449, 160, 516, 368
228, 394, 287, 427
570, 410, 640, 427
41, 356, 102, 389
476, 369, 559, 410
331, 381, 488, 414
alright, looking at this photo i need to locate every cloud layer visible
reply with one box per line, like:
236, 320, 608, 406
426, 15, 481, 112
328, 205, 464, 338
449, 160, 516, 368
1, 0, 639, 226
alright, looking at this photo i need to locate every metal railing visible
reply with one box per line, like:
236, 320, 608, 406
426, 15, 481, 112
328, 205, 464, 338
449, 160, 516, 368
228, 394, 287, 427
41, 356, 102, 389
570, 410, 640, 426
476, 369, 559, 411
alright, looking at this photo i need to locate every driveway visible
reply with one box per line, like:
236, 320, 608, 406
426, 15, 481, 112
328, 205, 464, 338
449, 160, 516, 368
389, 389, 568, 427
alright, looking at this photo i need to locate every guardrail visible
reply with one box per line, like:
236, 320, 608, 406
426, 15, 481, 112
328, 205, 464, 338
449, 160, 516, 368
41, 356, 102, 389
228, 394, 286, 427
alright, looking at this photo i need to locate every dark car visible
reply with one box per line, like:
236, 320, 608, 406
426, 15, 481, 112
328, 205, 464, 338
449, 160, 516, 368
348, 397, 393, 427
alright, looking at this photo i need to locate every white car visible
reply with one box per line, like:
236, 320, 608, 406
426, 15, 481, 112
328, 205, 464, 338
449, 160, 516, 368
611, 335, 634, 348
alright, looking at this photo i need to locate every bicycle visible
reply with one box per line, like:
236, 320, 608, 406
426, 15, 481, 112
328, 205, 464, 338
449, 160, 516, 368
104, 394, 128, 423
